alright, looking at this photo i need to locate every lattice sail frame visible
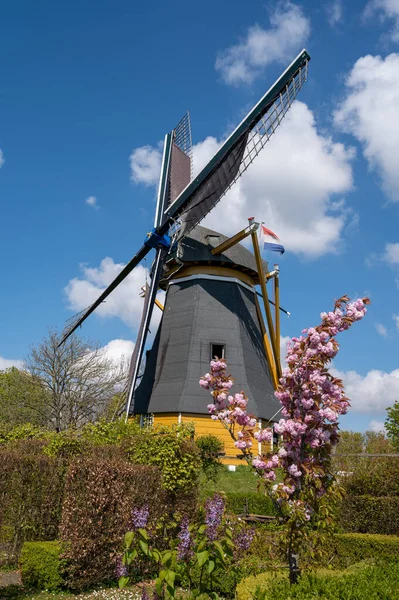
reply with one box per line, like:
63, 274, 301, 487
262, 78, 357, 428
173, 111, 193, 159
234, 62, 308, 184
178, 60, 309, 235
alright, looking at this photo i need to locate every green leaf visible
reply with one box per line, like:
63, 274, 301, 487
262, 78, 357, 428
162, 550, 172, 566
152, 548, 161, 562
213, 540, 225, 559
138, 528, 148, 539
124, 531, 134, 548
118, 576, 130, 589
125, 548, 137, 565
225, 528, 233, 539
198, 524, 207, 534
197, 550, 209, 567
139, 540, 149, 555
165, 570, 176, 588
208, 560, 215, 574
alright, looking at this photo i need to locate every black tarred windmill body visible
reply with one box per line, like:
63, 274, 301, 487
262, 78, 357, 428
60, 49, 311, 459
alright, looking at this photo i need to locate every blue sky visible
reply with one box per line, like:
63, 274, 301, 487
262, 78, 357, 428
1, 0, 399, 432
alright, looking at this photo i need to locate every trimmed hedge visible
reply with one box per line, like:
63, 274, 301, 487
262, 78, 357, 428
59, 457, 196, 590
224, 492, 277, 516
236, 562, 399, 599
0, 446, 65, 559
333, 533, 399, 569
339, 495, 399, 535
20, 541, 65, 590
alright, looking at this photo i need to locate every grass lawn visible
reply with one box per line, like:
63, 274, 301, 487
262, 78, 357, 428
200, 464, 260, 498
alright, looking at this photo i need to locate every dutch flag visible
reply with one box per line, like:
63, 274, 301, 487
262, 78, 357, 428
259, 224, 285, 254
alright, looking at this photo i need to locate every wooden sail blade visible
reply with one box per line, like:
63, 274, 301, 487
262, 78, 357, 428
164, 49, 310, 239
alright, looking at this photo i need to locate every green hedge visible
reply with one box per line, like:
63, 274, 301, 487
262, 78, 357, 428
339, 495, 399, 535
224, 492, 277, 516
236, 562, 399, 599
20, 541, 65, 590
333, 533, 399, 569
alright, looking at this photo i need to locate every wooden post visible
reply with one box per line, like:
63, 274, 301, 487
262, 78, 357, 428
254, 294, 278, 388
274, 264, 281, 369
251, 226, 282, 381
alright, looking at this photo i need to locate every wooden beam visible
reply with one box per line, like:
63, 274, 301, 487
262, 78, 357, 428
274, 266, 281, 367
250, 228, 282, 381
211, 223, 258, 255
254, 294, 278, 389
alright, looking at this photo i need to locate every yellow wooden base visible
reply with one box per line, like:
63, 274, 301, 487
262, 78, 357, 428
135, 413, 272, 466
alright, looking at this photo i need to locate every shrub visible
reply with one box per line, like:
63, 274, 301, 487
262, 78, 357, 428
236, 562, 399, 599
339, 495, 399, 535
59, 457, 173, 590
333, 533, 399, 569
339, 457, 399, 497
0, 447, 65, 559
126, 423, 200, 493
20, 541, 65, 590
196, 434, 224, 481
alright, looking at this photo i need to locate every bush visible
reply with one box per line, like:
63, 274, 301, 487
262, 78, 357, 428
196, 435, 224, 481
339, 495, 399, 535
236, 562, 399, 599
20, 541, 65, 590
339, 457, 399, 497
59, 457, 175, 590
126, 423, 200, 493
333, 533, 399, 569
224, 492, 277, 516
0, 446, 66, 559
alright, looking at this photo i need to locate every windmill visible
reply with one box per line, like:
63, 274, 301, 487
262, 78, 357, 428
60, 49, 310, 463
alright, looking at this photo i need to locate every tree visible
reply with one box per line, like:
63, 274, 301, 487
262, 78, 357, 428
200, 295, 369, 584
0, 367, 49, 428
25, 330, 128, 430
385, 400, 399, 451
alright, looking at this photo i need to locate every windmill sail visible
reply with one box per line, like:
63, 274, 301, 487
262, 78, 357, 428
165, 49, 309, 239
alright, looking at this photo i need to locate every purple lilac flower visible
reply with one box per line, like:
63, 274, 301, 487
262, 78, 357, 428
177, 517, 194, 560
234, 527, 255, 557
115, 554, 128, 578
131, 505, 149, 529
205, 494, 225, 541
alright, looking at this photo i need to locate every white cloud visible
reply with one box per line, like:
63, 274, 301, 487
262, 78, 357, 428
368, 419, 386, 432
394, 315, 399, 332
326, 0, 343, 26
100, 339, 135, 366
383, 242, 399, 264
375, 323, 388, 337
129, 143, 163, 186
85, 196, 99, 209
334, 53, 399, 201
0, 149, 4, 168
331, 366, 399, 412
215, 1, 310, 85
365, 0, 399, 41
200, 102, 355, 258
65, 257, 164, 331
0, 356, 23, 371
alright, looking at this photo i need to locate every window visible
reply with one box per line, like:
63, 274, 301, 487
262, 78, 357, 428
141, 413, 154, 429
211, 343, 225, 360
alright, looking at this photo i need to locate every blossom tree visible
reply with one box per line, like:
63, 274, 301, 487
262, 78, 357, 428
200, 295, 369, 583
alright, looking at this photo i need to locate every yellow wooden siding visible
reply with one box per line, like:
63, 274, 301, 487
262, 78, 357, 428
136, 413, 274, 466
153, 414, 179, 427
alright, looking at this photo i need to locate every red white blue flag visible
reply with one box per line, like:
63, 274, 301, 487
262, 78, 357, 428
259, 224, 285, 254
